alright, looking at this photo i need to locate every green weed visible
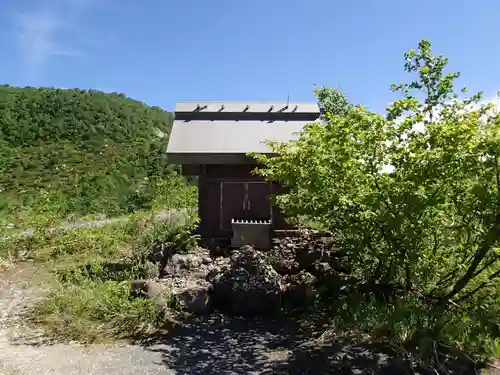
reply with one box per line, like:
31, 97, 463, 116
28, 280, 171, 343
16, 212, 199, 343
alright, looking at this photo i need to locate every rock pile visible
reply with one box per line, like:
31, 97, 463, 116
132, 231, 347, 317
268, 231, 349, 308
134, 247, 230, 315
268, 230, 347, 276
209, 245, 283, 316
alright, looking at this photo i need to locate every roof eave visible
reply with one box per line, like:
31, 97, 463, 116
167, 152, 277, 165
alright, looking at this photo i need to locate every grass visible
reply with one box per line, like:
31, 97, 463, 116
28, 280, 169, 343
0, 84, 200, 344
1, 210, 198, 343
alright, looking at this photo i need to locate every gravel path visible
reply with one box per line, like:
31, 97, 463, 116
0, 265, 497, 375
3, 209, 187, 239
0, 265, 295, 375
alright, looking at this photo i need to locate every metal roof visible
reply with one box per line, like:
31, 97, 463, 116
175, 101, 319, 114
167, 120, 314, 164
167, 101, 319, 165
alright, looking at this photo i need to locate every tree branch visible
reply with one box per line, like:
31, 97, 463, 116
494, 154, 500, 195
445, 213, 500, 300
472, 255, 500, 279
455, 268, 500, 303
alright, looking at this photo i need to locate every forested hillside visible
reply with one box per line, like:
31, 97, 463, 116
0, 85, 184, 221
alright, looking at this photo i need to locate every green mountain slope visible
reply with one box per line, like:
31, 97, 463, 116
0, 85, 181, 219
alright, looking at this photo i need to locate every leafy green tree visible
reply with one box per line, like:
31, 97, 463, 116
253, 40, 500, 361
0, 86, 191, 222
313, 85, 353, 117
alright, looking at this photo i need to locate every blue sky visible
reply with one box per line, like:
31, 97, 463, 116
0, 0, 499, 112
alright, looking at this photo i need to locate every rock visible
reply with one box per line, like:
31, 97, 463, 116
169, 279, 212, 315
144, 280, 168, 305
170, 253, 202, 270
312, 261, 350, 295
130, 279, 169, 307
130, 278, 212, 315
296, 248, 324, 270
206, 257, 231, 283
150, 242, 171, 264
162, 248, 211, 276
270, 231, 339, 275
202, 256, 213, 265
211, 246, 283, 316
141, 261, 159, 279
282, 271, 317, 309
266, 247, 300, 275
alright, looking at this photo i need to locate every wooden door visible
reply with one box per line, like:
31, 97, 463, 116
220, 182, 246, 231
246, 182, 272, 221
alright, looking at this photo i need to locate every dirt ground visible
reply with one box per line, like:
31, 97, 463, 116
1, 263, 499, 375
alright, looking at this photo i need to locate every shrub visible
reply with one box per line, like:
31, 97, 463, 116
131, 213, 201, 265
253, 40, 500, 364
150, 175, 198, 212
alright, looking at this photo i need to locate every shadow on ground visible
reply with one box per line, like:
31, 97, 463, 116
141, 313, 485, 375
